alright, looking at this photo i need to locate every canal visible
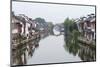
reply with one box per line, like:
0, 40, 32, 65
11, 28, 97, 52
27, 34, 81, 65
12, 30, 95, 65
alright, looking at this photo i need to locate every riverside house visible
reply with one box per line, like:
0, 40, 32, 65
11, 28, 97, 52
12, 12, 32, 40
12, 12, 38, 41
77, 14, 96, 41
12, 12, 24, 40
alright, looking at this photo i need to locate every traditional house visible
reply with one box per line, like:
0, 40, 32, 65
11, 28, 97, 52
12, 12, 33, 39
77, 14, 96, 41
12, 12, 25, 40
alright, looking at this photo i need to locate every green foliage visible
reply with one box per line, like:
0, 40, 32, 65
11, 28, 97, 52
35, 17, 46, 23
47, 22, 54, 34
64, 30, 80, 56
64, 18, 80, 56
64, 18, 75, 26
64, 18, 78, 33
34, 17, 48, 29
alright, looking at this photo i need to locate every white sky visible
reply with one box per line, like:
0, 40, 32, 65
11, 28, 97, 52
12, 1, 95, 24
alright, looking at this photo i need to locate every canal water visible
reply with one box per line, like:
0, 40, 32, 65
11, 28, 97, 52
27, 34, 81, 64
12, 28, 95, 65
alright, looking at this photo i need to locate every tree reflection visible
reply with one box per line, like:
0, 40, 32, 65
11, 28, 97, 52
64, 30, 80, 56
64, 32, 96, 61
28, 41, 39, 57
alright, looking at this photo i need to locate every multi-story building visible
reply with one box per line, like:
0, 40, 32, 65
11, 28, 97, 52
11, 12, 37, 40
77, 14, 96, 41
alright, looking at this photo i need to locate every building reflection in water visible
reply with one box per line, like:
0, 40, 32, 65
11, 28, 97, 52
12, 36, 40, 65
64, 39, 96, 62
78, 43, 96, 61
12, 31, 50, 65
12, 29, 96, 66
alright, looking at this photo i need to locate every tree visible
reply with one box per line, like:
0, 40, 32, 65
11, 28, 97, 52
34, 18, 46, 23
64, 18, 78, 32
47, 22, 54, 34
64, 18, 80, 56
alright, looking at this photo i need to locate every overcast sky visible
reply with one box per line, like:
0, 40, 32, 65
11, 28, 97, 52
12, 1, 95, 24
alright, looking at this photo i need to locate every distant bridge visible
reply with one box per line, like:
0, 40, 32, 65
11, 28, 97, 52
54, 24, 64, 31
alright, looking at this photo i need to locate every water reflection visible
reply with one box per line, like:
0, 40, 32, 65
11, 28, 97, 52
12, 43, 27, 65
12, 29, 96, 65
64, 34, 96, 61
12, 30, 50, 65
27, 41, 39, 57
12, 34, 40, 65
27, 30, 81, 64
78, 43, 96, 61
